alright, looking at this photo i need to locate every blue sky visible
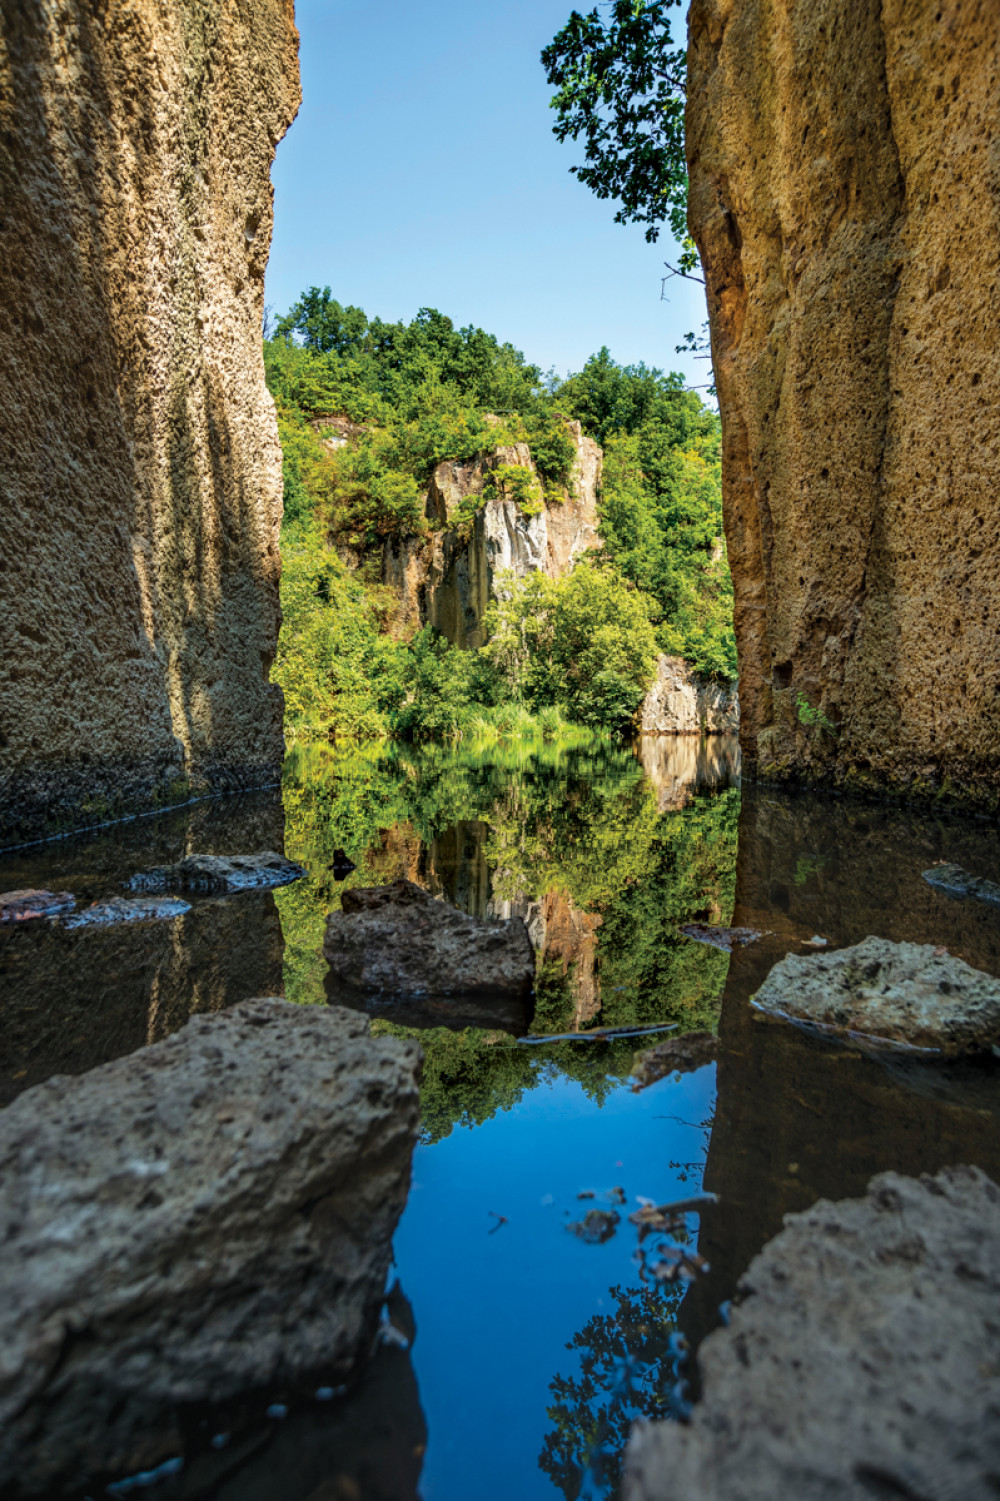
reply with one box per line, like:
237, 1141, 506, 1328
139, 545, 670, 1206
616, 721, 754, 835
266, 0, 709, 387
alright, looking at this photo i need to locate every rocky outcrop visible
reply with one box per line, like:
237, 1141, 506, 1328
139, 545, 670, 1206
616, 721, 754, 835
383, 422, 602, 647
324, 879, 536, 1019
0, 998, 421, 1496
687, 1, 1000, 805
625, 1166, 1000, 1501
127, 849, 305, 893
639, 655, 738, 735
752, 935, 1000, 1055
0, 1, 301, 847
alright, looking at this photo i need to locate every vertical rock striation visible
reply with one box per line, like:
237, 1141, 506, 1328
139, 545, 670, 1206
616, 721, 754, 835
0, 1, 300, 847
687, 0, 1000, 805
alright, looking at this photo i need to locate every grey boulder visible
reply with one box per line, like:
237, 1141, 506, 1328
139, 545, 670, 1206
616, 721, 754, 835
923, 861, 1000, 906
324, 879, 536, 1002
127, 850, 305, 893
625, 1166, 1000, 1501
62, 894, 191, 928
751, 935, 1000, 1055
0, 998, 421, 1496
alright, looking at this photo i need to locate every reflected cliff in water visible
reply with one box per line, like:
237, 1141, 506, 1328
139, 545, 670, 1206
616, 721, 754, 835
0, 794, 285, 1106
675, 782, 1000, 1367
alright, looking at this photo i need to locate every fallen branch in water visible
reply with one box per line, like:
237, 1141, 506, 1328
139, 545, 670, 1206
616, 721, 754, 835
515, 1022, 679, 1047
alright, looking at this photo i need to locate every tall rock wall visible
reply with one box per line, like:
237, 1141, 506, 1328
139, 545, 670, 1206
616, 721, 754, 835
0, 0, 300, 847
687, 0, 1000, 807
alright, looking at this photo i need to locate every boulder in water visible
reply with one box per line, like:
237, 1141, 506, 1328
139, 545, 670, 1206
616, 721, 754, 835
624, 1166, 1000, 1501
0, 998, 421, 1496
127, 850, 305, 894
324, 879, 535, 1002
751, 935, 1000, 1055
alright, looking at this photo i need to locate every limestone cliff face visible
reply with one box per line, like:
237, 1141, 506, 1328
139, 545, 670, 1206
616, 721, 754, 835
383, 422, 602, 647
0, 0, 300, 846
687, 0, 1000, 805
639, 655, 739, 736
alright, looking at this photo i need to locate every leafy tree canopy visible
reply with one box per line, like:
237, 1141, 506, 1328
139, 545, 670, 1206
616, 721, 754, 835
541, 1, 689, 254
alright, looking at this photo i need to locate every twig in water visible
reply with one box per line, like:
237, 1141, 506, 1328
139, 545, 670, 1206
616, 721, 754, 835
516, 1022, 679, 1047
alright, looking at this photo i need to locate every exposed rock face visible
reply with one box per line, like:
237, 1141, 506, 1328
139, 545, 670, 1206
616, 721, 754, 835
383, 422, 602, 647
324, 879, 536, 1010
752, 935, 1000, 1055
0, 1, 301, 847
0, 998, 421, 1496
687, 0, 1000, 805
639, 655, 738, 735
625, 1166, 1000, 1501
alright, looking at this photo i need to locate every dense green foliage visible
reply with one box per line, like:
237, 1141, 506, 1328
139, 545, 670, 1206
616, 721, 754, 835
267, 294, 734, 744
541, 1, 690, 256
275, 740, 737, 1142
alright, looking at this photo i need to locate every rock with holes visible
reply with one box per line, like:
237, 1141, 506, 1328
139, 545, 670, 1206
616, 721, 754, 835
126, 851, 305, 894
751, 935, 1000, 1055
624, 1165, 1000, 1501
324, 879, 536, 1003
0, 999, 421, 1496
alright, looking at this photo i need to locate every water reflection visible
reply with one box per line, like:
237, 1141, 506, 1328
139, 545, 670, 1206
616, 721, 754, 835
0, 794, 284, 1106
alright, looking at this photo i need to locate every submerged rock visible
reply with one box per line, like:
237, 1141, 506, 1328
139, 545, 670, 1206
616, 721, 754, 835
632, 1031, 718, 1089
324, 879, 535, 1002
752, 936, 1000, 1055
680, 922, 764, 951
62, 895, 191, 928
624, 1166, 1000, 1501
0, 888, 75, 922
127, 851, 305, 894
923, 862, 1000, 907
0, 999, 421, 1496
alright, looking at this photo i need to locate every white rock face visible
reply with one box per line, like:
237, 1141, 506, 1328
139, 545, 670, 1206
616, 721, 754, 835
639, 655, 739, 735
0, 999, 421, 1496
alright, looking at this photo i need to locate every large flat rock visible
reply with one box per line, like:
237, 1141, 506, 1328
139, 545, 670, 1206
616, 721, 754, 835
751, 935, 1000, 1055
324, 879, 536, 1002
625, 1166, 1000, 1501
0, 999, 421, 1496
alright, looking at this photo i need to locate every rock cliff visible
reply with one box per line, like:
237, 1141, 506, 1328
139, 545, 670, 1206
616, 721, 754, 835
639, 655, 739, 736
383, 421, 602, 647
687, 0, 1000, 806
0, 0, 301, 847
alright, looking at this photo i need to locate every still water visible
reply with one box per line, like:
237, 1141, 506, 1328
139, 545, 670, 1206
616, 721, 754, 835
2, 735, 999, 1500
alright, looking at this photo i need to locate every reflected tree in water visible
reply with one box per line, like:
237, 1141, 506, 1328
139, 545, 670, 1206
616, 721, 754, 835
539, 1280, 689, 1500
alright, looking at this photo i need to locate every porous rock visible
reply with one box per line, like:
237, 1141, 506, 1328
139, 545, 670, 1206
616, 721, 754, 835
127, 850, 305, 893
62, 894, 191, 927
324, 879, 536, 1000
751, 936, 1000, 1055
0, 1, 300, 846
687, 0, 1000, 804
923, 862, 1000, 907
639, 656, 738, 736
0, 889, 75, 922
0, 998, 421, 1495
624, 1166, 1000, 1501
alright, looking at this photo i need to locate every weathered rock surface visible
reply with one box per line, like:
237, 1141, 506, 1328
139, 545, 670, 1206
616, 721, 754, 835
383, 422, 601, 647
128, 850, 305, 893
62, 894, 191, 927
324, 879, 536, 1001
0, 998, 421, 1496
0, 889, 75, 922
0, 1, 301, 847
639, 656, 738, 736
924, 862, 1000, 907
687, 0, 1000, 805
624, 1166, 1000, 1501
752, 936, 1000, 1055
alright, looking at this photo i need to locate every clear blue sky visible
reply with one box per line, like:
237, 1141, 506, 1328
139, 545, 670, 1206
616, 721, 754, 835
266, 0, 709, 388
